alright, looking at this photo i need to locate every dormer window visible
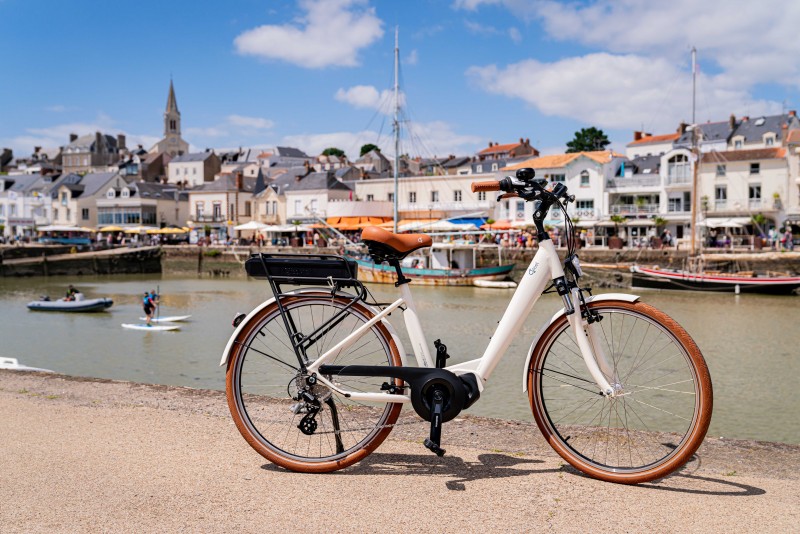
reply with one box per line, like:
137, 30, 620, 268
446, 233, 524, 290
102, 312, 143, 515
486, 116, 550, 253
106, 188, 115, 199
734, 139, 743, 149
121, 188, 130, 198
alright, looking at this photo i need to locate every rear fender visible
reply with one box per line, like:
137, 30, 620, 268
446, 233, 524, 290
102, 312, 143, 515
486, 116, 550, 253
220, 289, 407, 367
521, 293, 639, 392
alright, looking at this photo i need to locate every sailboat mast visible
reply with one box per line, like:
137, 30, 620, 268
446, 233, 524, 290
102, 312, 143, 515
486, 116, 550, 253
393, 27, 400, 234
690, 47, 699, 256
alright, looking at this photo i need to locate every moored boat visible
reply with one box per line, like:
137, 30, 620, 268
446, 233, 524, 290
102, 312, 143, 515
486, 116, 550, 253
27, 294, 114, 312
352, 242, 515, 286
630, 265, 800, 295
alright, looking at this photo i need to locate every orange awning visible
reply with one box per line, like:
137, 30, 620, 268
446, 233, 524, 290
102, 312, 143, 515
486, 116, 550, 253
480, 220, 513, 230
328, 216, 391, 230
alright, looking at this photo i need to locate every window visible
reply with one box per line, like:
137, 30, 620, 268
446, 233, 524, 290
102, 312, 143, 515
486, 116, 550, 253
749, 184, 761, 200
409, 191, 416, 203
196, 202, 204, 218
53, 208, 58, 219
580, 170, 590, 186
213, 202, 222, 220
477, 191, 486, 201
550, 174, 565, 183
453, 190, 462, 202
750, 162, 760, 175
230, 204, 235, 217
715, 185, 727, 209
184, 167, 188, 175
576, 200, 594, 209
61, 192, 68, 205
175, 167, 180, 176
106, 188, 115, 199
121, 188, 129, 198
81, 208, 89, 220
66, 209, 71, 220
516, 201, 525, 218
476, 164, 483, 173
193, 167, 197, 175
244, 202, 251, 217
272, 201, 277, 215
366, 194, 374, 201
0, 205, 3, 216
10, 204, 17, 216
264, 201, 271, 215
766, 137, 774, 147
716, 164, 726, 176
431, 190, 439, 202
388, 192, 394, 202
668, 197, 683, 212
310, 199, 318, 213
734, 139, 743, 149
491, 163, 498, 171
294, 200, 301, 214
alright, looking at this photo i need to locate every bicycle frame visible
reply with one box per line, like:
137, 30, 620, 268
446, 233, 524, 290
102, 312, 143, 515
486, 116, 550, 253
301, 238, 618, 405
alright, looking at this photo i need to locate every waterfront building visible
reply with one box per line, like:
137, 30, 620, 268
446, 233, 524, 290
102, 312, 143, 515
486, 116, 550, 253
477, 138, 539, 161
48, 172, 117, 227
167, 152, 221, 187
0, 173, 54, 238
150, 80, 189, 157
186, 171, 257, 242
95, 178, 189, 229
61, 132, 124, 175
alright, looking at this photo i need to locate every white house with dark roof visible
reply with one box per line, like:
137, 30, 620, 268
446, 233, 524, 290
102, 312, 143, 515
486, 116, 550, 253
168, 151, 221, 187
186, 171, 257, 241
0, 173, 57, 238
94, 177, 189, 229
48, 172, 118, 227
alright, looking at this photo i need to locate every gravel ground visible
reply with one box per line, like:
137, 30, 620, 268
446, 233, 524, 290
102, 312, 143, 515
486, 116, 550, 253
1, 370, 798, 533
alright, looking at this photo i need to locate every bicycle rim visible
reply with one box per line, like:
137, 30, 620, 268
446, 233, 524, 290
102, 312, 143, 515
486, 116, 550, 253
529, 300, 712, 483
227, 295, 402, 471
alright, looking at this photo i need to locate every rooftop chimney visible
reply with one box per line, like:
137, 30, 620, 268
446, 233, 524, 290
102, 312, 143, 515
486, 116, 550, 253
789, 110, 797, 117
729, 114, 736, 129
678, 122, 687, 134
525, 138, 530, 146
519, 137, 524, 144
117, 134, 126, 151
235, 170, 243, 190
742, 116, 749, 122
69, 133, 78, 142
633, 131, 643, 141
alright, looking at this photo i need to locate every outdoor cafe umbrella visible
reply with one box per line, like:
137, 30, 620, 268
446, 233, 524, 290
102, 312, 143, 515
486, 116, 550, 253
233, 221, 269, 231
147, 227, 188, 234
99, 225, 124, 232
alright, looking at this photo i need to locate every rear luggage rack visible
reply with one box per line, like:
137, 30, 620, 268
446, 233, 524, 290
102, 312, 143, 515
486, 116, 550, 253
245, 252, 364, 295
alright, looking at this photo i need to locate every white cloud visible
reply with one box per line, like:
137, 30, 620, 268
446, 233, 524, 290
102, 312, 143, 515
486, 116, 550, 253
226, 114, 274, 129
508, 27, 521, 44
335, 85, 405, 114
281, 130, 379, 158
467, 53, 784, 134
405, 49, 419, 66
185, 126, 229, 138
451, 0, 502, 11
233, 0, 384, 68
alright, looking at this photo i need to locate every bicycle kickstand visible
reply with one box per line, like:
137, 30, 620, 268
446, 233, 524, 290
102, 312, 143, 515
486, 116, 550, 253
423, 388, 446, 457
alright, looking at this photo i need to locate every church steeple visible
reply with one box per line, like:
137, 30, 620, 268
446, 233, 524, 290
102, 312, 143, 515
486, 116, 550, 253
164, 79, 181, 137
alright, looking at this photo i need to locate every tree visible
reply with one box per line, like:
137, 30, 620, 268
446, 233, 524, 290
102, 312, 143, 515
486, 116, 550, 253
566, 127, 610, 153
322, 147, 346, 158
359, 143, 379, 157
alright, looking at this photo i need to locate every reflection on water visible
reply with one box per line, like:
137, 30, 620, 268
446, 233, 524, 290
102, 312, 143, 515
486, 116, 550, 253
1, 274, 797, 444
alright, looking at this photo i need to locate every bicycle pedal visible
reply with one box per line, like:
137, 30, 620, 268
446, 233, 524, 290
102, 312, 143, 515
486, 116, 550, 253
423, 439, 446, 457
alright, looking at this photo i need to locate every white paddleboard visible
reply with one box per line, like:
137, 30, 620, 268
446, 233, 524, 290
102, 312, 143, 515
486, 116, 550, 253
122, 323, 180, 332
138, 315, 192, 323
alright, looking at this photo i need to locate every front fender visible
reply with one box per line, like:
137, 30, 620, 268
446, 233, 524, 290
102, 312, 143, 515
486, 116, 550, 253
220, 289, 407, 368
521, 293, 639, 392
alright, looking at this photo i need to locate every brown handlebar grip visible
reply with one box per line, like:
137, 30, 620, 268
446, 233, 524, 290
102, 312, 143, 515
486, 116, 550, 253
471, 181, 501, 193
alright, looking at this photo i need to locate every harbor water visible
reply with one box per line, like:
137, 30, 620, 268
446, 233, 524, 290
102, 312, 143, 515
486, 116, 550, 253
1, 274, 797, 444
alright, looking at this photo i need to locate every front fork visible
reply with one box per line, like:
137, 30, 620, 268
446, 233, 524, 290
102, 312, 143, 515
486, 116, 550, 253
566, 288, 617, 397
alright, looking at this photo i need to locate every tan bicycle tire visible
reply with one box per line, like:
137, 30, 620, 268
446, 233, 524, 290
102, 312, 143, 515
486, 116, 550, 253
528, 300, 713, 484
225, 294, 403, 473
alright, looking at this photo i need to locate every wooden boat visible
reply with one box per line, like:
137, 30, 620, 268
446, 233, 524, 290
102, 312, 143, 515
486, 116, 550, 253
630, 265, 800, 295
352, 242, 515, 286
27, 294, 113, 312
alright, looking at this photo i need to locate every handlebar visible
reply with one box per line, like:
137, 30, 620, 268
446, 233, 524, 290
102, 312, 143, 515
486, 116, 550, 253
470, 181, 502, 193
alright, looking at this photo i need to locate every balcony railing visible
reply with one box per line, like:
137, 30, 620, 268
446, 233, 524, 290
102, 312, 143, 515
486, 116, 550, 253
666, 174, 692, 185
606, 176, 660, 188
610, 204, 659, 215
192, 215, 226, 223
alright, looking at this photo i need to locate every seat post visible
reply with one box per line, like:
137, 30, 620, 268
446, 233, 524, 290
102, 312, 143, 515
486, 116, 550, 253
389, 259, 410, 287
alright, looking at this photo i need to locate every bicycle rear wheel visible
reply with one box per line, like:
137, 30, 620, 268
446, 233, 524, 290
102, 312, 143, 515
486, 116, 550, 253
225, 293, 403, 472
528, 300, 712, 484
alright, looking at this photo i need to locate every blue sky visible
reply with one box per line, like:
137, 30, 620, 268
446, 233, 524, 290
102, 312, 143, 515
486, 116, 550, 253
2, 0, 799, 161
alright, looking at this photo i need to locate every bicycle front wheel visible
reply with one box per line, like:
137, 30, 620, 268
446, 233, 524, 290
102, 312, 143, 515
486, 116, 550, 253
528, 300, 712, 484
225, 293, 403, 473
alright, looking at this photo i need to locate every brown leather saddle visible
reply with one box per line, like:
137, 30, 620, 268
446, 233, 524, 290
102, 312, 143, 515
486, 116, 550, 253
361, 226, 433, 262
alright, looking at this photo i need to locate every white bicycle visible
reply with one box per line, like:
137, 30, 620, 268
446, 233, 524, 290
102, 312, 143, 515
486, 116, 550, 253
221, 168, 713, 484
